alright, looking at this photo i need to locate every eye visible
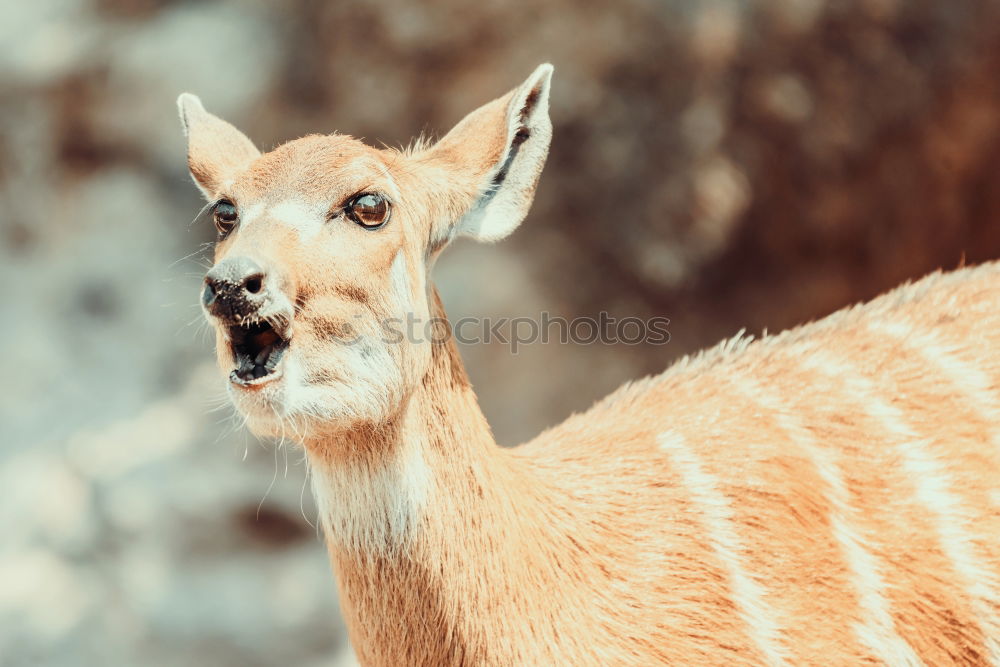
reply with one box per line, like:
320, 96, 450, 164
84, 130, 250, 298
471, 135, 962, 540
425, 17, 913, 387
213, 200, 238, 236
345, 193, 391, 230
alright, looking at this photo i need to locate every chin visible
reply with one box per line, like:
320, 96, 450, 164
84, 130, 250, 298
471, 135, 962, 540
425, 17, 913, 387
224, 369, 296, 438
219, 339, 406, 441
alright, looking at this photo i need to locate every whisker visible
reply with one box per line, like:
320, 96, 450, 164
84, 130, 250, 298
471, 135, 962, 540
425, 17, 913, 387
168, 241, 214, 270
256, 436, 280, 520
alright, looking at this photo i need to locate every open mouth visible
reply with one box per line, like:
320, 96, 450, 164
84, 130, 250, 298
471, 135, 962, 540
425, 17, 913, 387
227, 318, 290, 386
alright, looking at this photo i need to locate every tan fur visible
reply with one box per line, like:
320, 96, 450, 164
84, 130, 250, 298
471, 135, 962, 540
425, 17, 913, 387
180, 67, 1000, 665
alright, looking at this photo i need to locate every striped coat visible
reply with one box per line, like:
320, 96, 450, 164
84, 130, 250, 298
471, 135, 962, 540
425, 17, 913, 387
503, 262, 1000, 665
320, 263, 1000, 665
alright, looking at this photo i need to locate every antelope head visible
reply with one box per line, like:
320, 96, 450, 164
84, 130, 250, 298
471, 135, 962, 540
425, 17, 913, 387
179, 65, 553, 441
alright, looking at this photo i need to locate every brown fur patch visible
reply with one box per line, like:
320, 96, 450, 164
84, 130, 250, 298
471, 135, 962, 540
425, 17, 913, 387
294, 284, 313, 314
306, 368, 339, 385
311, 316, 356, 342
333, 283, 370, 305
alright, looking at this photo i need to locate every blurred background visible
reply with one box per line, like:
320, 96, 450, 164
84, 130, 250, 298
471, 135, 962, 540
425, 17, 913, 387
4, 0, 1000, 664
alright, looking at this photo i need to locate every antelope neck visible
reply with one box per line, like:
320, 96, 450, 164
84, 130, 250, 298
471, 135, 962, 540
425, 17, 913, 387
302, 296, 559, 663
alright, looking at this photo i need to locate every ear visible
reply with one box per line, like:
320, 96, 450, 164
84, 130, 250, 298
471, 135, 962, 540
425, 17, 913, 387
425, 64, 553, 244
177, 93, 260, 200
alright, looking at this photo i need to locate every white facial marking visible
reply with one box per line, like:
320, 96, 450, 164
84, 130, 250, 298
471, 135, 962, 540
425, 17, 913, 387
657, 431, 791, 667
239, 201, 266, 228
280, 351, 311, 416
389, 250, 412, 313
269, 199, 326, 241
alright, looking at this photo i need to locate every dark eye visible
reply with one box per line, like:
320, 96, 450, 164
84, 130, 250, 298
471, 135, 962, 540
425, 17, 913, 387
213, 200, 238, 236
346, 193, 390, 230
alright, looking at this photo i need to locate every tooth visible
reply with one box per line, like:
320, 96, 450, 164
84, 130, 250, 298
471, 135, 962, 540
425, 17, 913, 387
255, 345, 273, 365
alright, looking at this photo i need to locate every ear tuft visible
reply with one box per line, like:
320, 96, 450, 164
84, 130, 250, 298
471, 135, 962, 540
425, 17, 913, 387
505, 64, 552, 154
176, 93, 206, 137
518, 63, 553, 120
505, 64, 552, 158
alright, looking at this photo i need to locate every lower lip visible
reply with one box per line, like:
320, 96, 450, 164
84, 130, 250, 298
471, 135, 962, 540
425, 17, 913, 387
229, 366, 285, 389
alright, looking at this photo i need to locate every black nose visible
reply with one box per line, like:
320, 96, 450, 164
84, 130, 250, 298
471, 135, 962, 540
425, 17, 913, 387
203, 256, 267, 321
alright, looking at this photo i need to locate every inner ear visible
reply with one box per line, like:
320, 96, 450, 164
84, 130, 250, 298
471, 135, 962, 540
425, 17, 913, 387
463, 65, 552, 242
424, 64, 554, 245
486, 116, 534, 201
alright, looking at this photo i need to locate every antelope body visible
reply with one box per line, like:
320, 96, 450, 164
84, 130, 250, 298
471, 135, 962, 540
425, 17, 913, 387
179, 65, 1000, 665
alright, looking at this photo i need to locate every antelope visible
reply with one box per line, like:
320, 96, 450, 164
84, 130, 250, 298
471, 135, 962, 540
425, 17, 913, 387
178, 64, 1000, 665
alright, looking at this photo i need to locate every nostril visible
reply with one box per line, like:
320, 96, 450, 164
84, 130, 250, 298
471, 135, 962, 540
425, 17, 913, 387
202, 280, 217, 306
244, 274, 264, 295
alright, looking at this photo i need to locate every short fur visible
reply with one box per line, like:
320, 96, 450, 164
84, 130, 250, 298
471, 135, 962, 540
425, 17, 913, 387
181, 66, 1000, 665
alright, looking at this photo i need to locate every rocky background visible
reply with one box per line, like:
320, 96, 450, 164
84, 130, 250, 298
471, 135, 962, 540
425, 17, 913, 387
4, 0, 1000, 664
